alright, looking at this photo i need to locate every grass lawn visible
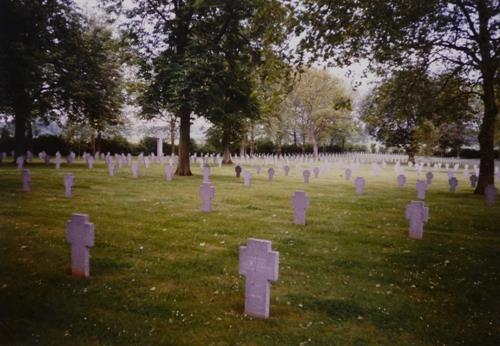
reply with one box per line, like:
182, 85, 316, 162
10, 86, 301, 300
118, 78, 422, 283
1, 159, 499, 345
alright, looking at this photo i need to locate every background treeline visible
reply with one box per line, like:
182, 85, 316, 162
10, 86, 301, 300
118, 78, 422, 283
0, 131, 492, 158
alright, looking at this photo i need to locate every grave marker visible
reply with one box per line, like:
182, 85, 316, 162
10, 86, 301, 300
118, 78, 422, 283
283, 165, 290, 177
199, 183, 215, 212
291, 191, 310, 225
425, 171, 434, 185
354, 177, 365, 195
397, 174, 406, 188
243, 171, 252, 186
469, 174, 478, 188
345, 168, 352, 180
267, 168, 275, 181
203, 165, 211, 183
22, 169, 31, 192
66, 214, 95, 277
313, 167, 320, 178
239, 238, 279, 319
16, 156, 24, 170
303, 169, 310, 184
416, 180, 428, 200
449, 177, 458, 193
405, 201, 429, 239
255, 165, 261, 175
131, 162, 139, 178
165, 164, 174, 181
64, 173, 74, 198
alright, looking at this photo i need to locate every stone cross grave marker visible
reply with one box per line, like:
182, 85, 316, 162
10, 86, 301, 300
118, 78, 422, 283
203, 165, 211, 183
345, 168, 352, 181
291, 191, 310, 225
425, 171, 434, 185
355, 177, 365, 195
66, 214, 95, 277
267, 168, 275, 181
44, 154, 51, 165
469, 174, 478, 188
108, 163, 115, 176
199, 183, 215, 212
416, 180, 428, 200
255, 164, 261, 175
243, 171, 252, 186
397, 174, 406, 188
303, 169, 310, 184
283, 165, 290, 177
87, 156, 93, 169
64, 173, 74, 198
55, 154, 62, 170
131, 162, 139, 178
406, 201, 429, 239
22, 169, 31, 192
485, 184, 497, 207
239, 238, 279, 319
165, 164, 174, 181
16, 156, 24, 170
449, 177, 458, 193
235, 165, 242, 178
313, 167, 320, 178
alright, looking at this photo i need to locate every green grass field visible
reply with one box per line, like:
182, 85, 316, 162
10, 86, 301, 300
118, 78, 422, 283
1, 159, 499, 345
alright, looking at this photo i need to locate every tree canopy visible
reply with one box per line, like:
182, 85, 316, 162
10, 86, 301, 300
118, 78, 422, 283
360, 68, 479, 161
296, 0, 499, 193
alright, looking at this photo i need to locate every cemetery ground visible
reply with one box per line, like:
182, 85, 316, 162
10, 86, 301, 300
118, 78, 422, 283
1, 160, 499, 345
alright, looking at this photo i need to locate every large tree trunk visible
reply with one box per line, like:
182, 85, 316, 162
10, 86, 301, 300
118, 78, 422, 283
312, 136, 319, 160
26, 121, 33, 153
170, 117, 176, 155
239, 135, 246, 157
475, 84, 497, 194
475, 2, 498, 194
175, 109, 192, 176
90, 132, 96, 155
249, 124, 255, 155
96, 131, 102, 153
309, 131, 318, 161
406, 148, 416, 164
14, 101, 29, 159
222, 129, 233, 164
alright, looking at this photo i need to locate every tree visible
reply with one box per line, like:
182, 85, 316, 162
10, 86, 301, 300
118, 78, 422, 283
107, 0, 284, 175
0, 0, 85, 159
289, 69, 352, 160
360, 69, 478, 161
297, 0, 499, 194
72, 20, 125, 153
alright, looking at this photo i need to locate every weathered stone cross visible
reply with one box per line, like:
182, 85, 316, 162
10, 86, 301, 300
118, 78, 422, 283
66, 214, 95, 277
239, 238, 279, 319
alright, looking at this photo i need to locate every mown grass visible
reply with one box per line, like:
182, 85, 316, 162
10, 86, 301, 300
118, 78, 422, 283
0, 159, 499, 345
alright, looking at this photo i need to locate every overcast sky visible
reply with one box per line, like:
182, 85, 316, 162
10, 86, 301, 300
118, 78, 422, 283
75, 0, 377, 143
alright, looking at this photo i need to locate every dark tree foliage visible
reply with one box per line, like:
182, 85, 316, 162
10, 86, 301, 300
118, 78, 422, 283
70, 20, 126, 153
0, 0, 84, 158
360, 68, 478, 161
106, 0, 290, 175
296, 0, 499, 194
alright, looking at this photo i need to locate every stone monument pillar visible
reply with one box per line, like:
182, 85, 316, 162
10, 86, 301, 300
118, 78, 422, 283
156, 132, 164, 158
